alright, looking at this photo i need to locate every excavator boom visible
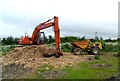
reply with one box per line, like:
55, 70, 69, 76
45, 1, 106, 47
18, 16, 62, 57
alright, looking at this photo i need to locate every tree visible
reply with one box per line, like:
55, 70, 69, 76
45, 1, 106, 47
1, 38, 6, 45
0, 38, 1, 45
1, 36, 18, 45
105, 37, 112, 42
95, 36, 99, 40
15, 38, 18, 44
48, 35, 54, 43
100, 36, 103, 40
81, 36, 86, 40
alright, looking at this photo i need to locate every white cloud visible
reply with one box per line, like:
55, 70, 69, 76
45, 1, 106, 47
0, 0, 119, 39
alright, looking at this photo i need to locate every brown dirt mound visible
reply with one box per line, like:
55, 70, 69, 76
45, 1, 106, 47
2, 45, 57, 68
1, 45, 94, 79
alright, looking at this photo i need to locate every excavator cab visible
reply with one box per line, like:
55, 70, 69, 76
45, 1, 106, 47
37, 32, 46, 45
18, 32, 46, 45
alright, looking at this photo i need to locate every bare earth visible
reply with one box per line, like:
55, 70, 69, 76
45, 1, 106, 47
1, 45, 94, 79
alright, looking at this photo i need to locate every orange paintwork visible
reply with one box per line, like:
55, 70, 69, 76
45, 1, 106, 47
18, 16, 61, 55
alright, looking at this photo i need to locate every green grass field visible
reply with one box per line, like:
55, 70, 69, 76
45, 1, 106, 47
32, 52, 118, 79
60, 54, 118, 79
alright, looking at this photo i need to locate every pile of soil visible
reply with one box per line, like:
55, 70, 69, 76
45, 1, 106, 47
2, 45, 93, 69
2, 45, 57, 68
1, 45, 94, 79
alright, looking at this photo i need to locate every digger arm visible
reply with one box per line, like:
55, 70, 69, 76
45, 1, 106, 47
31, 16, 61, 56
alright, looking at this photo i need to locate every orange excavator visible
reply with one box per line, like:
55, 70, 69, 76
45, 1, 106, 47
18, 16, 62, 57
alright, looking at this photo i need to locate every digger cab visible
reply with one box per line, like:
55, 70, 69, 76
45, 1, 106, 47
37, 32, 46, 45
18, 32, 46, 45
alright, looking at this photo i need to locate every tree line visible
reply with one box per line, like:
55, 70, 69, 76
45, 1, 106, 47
0, 36, 18, 45
0, 35, 118, 45
46, 35, 118, 43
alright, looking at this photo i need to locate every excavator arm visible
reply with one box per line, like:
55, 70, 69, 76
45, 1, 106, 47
31, 21, 54, 43
18, 16, 62, 57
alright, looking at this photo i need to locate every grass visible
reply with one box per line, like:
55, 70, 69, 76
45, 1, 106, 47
25, 52, 118, 79
94, 55, 100, 60
60, 53, 118, 79
0, 45, 3, 56
23, 64, 54, 79
61, 43, 72, 52
37, 64, 53, 72
0, 51, 2, 57
0, 45, 16, 56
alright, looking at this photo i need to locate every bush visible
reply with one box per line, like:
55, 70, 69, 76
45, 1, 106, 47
1, 45, 16, 56
61, 43, 72, 52
94, 55, 100, 60
101, 41, 118, 52
102, 44, 118, 52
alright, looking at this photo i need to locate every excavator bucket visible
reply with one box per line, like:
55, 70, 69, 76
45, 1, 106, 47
43, 48, 63, 58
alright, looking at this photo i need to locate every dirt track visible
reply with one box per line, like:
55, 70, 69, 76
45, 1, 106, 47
1, 45, 95, 79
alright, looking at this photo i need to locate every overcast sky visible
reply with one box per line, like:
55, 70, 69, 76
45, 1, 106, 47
0, 0, 119, 39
